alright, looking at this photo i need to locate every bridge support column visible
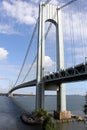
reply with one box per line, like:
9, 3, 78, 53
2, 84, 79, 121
36, 3, 45, 109
57, 84, 66, 111
57, 87, 60, 111
36, 84, 44, 109
60, 84, 66, 111
56, 9, 66, 112
8, 93, 13, 97
56, 84, 71, 120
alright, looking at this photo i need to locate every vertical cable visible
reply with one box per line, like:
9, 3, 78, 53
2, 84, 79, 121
78, 0, 87, 63
69, 7, 76, 67
76, 1, 85, 64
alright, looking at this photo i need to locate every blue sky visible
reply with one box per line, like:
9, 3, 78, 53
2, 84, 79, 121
0, 0, 87, 95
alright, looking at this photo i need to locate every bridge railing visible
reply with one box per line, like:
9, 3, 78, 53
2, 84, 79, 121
44, 63, 87, 84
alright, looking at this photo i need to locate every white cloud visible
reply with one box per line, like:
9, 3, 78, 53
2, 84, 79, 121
30, 0, 39, 3
45, 56, 55, 67
44, 56, 56, 73
0, 0, 39, 34
2, 0, 38, 25
0, 24, 16, 34
0, 48, 8, 60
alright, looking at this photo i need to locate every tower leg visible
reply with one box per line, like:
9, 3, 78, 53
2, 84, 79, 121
36, 84, 44, 109
60, 84, 66, 111
57, 87, 60, 111
36, 3, 45, 109
55, 84, 71, 120
57, 84, 66, 111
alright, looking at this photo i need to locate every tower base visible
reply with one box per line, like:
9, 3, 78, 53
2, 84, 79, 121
8, 93, 13, 97
54, 110, 71, 120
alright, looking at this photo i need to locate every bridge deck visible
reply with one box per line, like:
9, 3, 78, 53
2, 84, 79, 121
9, 63, 87, 93
44, 63, 87, 85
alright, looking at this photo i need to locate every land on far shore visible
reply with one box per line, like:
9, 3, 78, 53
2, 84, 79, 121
0, 93, 7, 96
0, 93, 85, 97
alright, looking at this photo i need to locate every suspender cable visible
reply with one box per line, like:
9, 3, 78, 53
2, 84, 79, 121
68, 8, 74, 67
14, 20, 38, 86
78, 2, 85, 63
64, 6, 72, 68
77, 1, 86, 63
22, 55, 37, 83
72, 2, 81, 65
70, 8, 76, 66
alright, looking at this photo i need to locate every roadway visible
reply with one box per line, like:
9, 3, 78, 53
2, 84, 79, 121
8, 63, 87, 93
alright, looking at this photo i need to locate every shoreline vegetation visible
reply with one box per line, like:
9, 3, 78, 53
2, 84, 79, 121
21, 108, 56, 130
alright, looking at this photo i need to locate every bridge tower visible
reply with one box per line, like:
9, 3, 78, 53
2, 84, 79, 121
36, 2, 66, 112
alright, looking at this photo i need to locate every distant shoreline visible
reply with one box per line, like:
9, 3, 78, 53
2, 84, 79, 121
0, 93, 7, 96
0, 93, 85, 97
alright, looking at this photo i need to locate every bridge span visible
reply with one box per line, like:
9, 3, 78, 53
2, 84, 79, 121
8, 63, 87, 93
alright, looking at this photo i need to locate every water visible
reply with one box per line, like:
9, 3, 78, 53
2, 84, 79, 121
56, 121, 87, 130
12, 95, 85, 115
12, 95, 87, 130
0, 96, 41, 130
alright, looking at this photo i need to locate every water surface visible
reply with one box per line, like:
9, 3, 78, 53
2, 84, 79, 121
12, 95, 87, 130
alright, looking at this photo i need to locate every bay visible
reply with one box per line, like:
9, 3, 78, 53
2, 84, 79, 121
12, 95, 87, 130
12, 95, 85, 115
0, 96, 41, 130
0, 94, 86, 130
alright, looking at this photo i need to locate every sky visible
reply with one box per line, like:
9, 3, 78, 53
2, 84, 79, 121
0, 0, 87, 95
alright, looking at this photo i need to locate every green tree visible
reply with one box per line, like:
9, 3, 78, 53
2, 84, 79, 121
33, 108, 56, 130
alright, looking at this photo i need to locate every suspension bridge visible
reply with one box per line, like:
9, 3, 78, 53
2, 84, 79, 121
8, 0, 87, 119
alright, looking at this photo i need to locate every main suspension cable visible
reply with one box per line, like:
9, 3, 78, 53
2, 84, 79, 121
14, 20, 38, 86
22, 55, 37, 83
